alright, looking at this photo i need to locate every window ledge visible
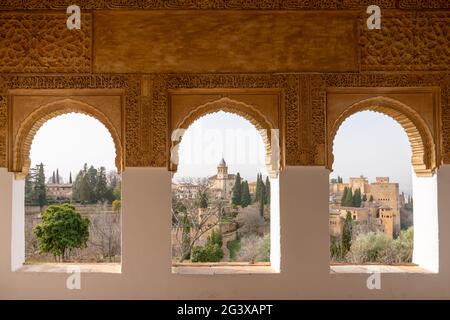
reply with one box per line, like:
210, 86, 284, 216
330, 264, 434, 274
172, 263, 277, 275
17, 263, 121, 274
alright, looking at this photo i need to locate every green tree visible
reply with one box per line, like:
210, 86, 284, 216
197, 188, 209, 209
87, 165, 98, 203
353, 188, 362, 207
341, 187, 348, 206
25, 166, 37, 205
240, 181, 251, 208
343, 187, 353, 207
362, 193, 367, 202
181, 214, 191, 261
341, 211, 353, 257
35, 163, 47, 209
337, 176, 343, 183
95, 166, 108, 203
231, 172, 242, 205
255, 173, 262, 203
34, 204, 90, 262
264, 176, 271, 205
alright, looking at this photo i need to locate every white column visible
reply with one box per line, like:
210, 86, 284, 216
412, 171, 439, 272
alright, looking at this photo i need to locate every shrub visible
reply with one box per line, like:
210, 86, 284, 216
346, 228, 414, 264
236, 234, 270, 263
191, 230, 224, 262
346, 232, 393, 264
191, 243, 223, 262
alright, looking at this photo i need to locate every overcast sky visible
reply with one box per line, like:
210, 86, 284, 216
173, 111, 268, 182
331, 111, 413, 196
30, 113, 116, 182
29, 110, 413, 194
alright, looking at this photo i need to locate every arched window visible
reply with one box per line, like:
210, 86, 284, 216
171, 111, 279, 274
21, 113, 121, 268
329, 108, 438, 272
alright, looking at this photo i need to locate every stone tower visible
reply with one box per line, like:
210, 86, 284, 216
217, 158, 228, 179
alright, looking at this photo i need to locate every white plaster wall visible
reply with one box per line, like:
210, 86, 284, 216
1, 166, 450, 299
412, 173, 439, 272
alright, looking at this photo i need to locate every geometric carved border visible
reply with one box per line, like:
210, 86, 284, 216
0, 1, 448, 10
0, 72, 448, 169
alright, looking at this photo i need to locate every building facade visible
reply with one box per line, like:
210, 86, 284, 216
329, 176, 401, 239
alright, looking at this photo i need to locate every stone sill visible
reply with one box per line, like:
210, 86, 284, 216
17, 263, 122, 274
330, 264, 435, 274
172, 263, 277, 275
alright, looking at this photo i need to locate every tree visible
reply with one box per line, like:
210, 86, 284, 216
337, 176, 343, 183
95, 166, 108, 203
353, 188, 362, 207
341, 187, 348, 206
34, 204, 90, 262
255, 173, 262, 203
25, 166, 37, 206
231, 172, 242, 205
35, 163, 47, 209
87, 165, 98, 202
240, 181, 251, 208
172, 180, 223, 261
197, 186, 209, 209
264, 176, 271, 205
362, 193, 367, 202
369, 195, 374, 202
69, 172, 73, 184
341, 211, 353, 257
343, 187, 353, 207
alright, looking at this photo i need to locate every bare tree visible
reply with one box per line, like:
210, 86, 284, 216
172, 179, 223, 261
88, 212, 121, 262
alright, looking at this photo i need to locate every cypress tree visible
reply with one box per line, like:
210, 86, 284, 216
362, 193, 367, 202
369, 195, 374, 202
198, 188, 208, 209
264, 176, 271, 205
341, 187, 348, 206
255, 173, 262, 202
231, 172, 242, 205
341, 211, 353, 256
35, 163, 47, 210
95, 166, 108, 203
343, 188, 353, 207
240, 181, 251, 208
353, 188, 362, 207
69, 172, 72, 184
